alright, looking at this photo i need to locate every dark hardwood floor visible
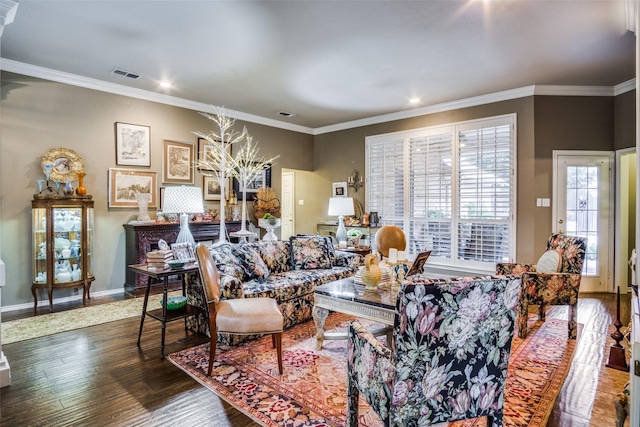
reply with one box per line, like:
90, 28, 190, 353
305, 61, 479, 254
0, 292, 632, 426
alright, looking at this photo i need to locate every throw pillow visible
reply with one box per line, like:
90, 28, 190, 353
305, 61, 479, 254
250, 241, 292, 274
296, 234, 337, 265
232, 243, 270, 282
536, 249, 561, 273
290, 235, 333, 270
208, 242, 248, 280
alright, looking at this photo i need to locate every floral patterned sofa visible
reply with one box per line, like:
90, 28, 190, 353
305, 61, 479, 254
346, 275, 522, 426
185, 235, 364, 342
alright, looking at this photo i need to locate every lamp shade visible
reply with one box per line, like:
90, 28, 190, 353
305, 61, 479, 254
328, 197, 355, 217
162, 185, 204, 214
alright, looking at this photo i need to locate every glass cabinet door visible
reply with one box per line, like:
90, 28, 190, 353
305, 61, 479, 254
32, 207, 47, 284
53, 206, 82, 283
86, 206, 94, 278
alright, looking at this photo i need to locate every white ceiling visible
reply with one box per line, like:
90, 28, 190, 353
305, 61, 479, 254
0, 1, 636, 133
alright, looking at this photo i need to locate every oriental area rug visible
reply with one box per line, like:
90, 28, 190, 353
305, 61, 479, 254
168, 313, 579, 427
2, 292, 180, 344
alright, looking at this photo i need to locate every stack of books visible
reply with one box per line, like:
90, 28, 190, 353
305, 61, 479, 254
146, 249, 173, 270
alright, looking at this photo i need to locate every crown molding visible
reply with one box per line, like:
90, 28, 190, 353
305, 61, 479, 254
1, 58, 634, 136
315, 82, 636, 135
0, 59, 315, 135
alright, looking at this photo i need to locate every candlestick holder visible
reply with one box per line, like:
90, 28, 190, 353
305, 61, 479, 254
606, 286, 629, 371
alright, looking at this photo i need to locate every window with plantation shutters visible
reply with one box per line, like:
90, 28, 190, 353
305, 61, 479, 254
365, 115, 515, 271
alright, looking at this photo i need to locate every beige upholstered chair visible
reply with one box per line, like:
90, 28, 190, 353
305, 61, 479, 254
195, 243, 284, 376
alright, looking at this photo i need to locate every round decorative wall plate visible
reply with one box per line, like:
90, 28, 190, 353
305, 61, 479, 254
41, 147, 85, 182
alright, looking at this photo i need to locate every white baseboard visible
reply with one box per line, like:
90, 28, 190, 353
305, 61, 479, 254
0, 352, 10, 388
1, 288, 125, 313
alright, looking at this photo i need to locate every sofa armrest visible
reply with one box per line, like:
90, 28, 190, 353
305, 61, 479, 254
496, 262, 536, 275
335, 250, 365, 269
347, 320, 394, 423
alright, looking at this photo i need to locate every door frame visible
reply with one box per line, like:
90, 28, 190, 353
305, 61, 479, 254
281, 170, 295, 240
615, 147, 636, 294
552, 150, 614, 292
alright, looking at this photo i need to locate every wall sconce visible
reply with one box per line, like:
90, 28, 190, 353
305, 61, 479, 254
347, 170, 364, 192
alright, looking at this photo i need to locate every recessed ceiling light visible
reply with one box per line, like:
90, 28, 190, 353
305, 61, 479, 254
409, 98, 421, 104
160, 81, 172, 88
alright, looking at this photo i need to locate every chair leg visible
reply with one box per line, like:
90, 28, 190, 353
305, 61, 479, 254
538, 303, 546, 321
568, 303, 578, 339
207, 318, 218, 376
273, 332, 283, 375
517, 299, 529, 339
487, 411, 504, 427
346, 374, 360, 427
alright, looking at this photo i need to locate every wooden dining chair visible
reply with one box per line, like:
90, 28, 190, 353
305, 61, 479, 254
195, 243, 284, 375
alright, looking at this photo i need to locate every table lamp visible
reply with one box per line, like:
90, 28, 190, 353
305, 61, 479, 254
328, 197, 355, 245
162, 185, 204, 250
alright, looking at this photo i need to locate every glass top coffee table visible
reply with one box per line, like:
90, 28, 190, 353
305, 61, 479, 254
312, 278, 398, 350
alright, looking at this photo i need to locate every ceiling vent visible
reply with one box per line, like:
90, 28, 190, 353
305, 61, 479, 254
277, 111, 296, 118
111, 69, 141, 80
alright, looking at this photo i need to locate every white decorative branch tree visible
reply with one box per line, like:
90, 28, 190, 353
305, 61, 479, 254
193, 106, 246, 243
230, 134, 280, 237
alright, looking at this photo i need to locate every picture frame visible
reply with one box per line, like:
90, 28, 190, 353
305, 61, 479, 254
233, 163, 271, 201
108, 168, 157, 208
115, 122, 151, 167
163, 140, 194, 184
171, 242, 195, 261
406, 251, 432, 277
203, 176, 231, 201
197, 138, 226, 170
333, 181, 348, 197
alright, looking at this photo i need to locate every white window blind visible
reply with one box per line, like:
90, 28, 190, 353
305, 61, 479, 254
365, 115, 515, 270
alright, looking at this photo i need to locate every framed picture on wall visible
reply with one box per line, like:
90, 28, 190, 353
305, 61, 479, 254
203, 176, 231, 201
115, 122, 151, 167
332, 181, 348, 197
108, 168, 157, 208
232, 164, 271, 201
163, 140, 194, 184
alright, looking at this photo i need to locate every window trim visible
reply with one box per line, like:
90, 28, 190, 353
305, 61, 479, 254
365, 113, 517, 272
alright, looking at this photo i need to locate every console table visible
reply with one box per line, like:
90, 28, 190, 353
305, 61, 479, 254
316, 223, 380, 251
123, 221, 245, 296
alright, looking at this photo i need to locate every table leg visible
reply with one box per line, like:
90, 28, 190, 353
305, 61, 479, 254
137, 277, 152, 346
160, 276, 169, 358
312, 305, 329, 350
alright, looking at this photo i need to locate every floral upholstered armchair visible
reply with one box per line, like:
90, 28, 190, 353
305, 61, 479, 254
496, 233, 587, 339
346, 276, 521, 427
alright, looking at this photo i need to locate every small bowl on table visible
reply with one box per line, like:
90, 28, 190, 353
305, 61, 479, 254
166, 260, 186, 270
160, 295, 187, 310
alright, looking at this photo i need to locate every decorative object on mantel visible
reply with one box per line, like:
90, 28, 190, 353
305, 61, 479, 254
193, 106, 247, 244
347, 169, 363, 192
135, 193, 152, 222
253, 187, 280, 220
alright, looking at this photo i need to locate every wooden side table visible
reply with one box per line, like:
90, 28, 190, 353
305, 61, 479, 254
129, 263, 203, 358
